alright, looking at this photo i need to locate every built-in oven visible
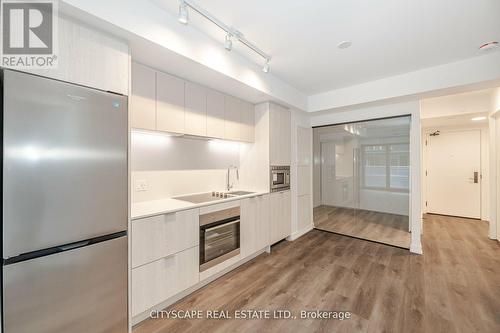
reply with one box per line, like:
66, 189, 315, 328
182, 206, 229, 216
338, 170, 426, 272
199, 206, 240, 272
270, 165, 291, 192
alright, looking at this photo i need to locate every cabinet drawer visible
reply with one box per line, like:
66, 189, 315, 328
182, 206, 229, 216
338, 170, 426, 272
132, 209, 199, 268
132, 246, 199, 316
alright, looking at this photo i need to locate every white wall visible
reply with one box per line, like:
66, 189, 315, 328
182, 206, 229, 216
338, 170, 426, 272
421, 88, 494, 119
310, 100, 422, 254
131, 132, 244, 202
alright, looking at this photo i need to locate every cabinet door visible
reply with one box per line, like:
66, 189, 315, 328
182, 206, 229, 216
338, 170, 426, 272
206, 89, 225, 139
131, 209, 199, 268
269, 192, 283, 244
269, 191, 291, 244
224, 95, 241, 141
281, 190, 292, 237
24, 15, 129, 95
130, 63, 156, 130
185, 82, 207, 136
156, 72, 185, 134
240, 101, 255, 142
256, 194, 270, 249
269, 105, 291, 165
240, 197, 258, 257
269, 105, 281, 165
131, 246, 199, 317
281, 108, 292, 165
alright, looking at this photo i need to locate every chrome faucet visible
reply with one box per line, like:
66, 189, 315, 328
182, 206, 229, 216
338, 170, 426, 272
226, 165, 239, 191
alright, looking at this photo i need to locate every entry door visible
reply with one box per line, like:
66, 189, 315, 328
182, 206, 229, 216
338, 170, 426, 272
426, 130, 481, 219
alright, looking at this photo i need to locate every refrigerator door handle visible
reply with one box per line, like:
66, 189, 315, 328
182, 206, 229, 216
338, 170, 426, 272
58, 240, 91, 252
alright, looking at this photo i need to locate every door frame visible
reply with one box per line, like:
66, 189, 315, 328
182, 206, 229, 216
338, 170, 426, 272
422, 127, 488, 220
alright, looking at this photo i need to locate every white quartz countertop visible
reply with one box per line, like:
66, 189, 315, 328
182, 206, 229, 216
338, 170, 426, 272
131, 191, 269, 220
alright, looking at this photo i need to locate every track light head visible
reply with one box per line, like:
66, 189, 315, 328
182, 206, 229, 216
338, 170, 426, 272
178, 0, 189, 25
224, 34, 232, 51
262, 59, 270, 73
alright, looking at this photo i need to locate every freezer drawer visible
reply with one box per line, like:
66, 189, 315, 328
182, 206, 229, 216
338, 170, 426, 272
2, 70, 128, 258
2, 236, 128, 333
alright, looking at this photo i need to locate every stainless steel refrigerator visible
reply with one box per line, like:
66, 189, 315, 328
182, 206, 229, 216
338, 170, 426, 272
1, 70, 128, 333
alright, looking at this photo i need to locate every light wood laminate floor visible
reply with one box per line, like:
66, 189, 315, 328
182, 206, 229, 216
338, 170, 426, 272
134, 214, 500, 333
314, 205, 411, 249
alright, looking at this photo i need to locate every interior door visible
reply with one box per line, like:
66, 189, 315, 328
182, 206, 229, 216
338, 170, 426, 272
426, 130, 481, 219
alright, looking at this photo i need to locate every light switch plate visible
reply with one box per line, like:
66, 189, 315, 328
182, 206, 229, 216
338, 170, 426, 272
135, 179, 148, 192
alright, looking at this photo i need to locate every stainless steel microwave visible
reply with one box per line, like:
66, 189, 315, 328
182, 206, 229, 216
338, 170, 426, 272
270, 166, 290, 192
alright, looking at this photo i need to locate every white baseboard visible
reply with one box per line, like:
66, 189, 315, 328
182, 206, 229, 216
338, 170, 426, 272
287, 224, 314, 241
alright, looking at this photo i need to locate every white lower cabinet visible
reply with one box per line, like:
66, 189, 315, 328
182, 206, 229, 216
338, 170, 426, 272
241, 194, 270, 257
269, 191, 291, 244
131, 246, 199, 317
131, 209, 199, 268
131, 209, 200, 317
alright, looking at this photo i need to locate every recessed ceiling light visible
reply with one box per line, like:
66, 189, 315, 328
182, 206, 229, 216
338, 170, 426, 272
471, 116, 487, 121
479, 41, 498, 51
337, 41, 352, 49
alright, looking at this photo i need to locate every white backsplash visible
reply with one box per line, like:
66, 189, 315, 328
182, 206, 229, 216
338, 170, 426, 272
131, 131, 243, 202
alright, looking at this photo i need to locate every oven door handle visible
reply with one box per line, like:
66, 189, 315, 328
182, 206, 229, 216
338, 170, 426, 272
204, 219, 240, 232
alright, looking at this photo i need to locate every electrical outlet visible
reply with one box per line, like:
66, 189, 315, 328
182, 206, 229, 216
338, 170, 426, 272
135, 179, 148, 192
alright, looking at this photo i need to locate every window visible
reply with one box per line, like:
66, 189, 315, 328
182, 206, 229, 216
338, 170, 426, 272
362, 143, 409, 191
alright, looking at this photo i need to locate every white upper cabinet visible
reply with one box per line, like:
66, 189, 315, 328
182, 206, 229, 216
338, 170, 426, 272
185, 82, 207, 136
269, 104, 291, 166
281, 107, 291, 164
224, 96, 255, 142
206, 89, 225, 139
156, 72, 185, 134
240, 100, 255, 142
224, 95, 242, 141
269, 105, 280, 165
24, 15, 129, 95
131, 63, 156, 130
129, 64, 255, 142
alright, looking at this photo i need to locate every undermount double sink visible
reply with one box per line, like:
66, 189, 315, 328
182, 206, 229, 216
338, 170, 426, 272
173, 191, 256, 204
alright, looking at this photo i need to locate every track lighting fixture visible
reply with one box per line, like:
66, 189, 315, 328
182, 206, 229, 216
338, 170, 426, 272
262, 59, 270, 73
224, 33, 232, 51
178, 0, 271, 72
178, 0, 189, 25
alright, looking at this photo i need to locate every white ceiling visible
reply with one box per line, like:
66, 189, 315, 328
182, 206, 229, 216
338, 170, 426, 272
153, 0, 500, 95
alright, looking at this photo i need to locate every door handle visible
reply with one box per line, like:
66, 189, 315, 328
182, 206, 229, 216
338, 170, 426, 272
473, 172, 478, 184
58, 240, 90, 251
